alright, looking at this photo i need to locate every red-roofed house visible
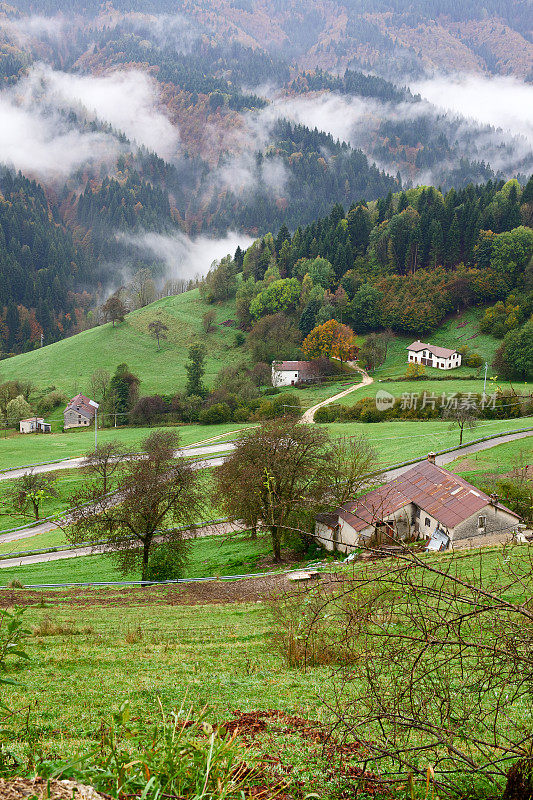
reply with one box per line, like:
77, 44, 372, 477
63, 394, 97, 429
407, 340, 461, 370
315, 453, 521, 552
272, 360, 318, 387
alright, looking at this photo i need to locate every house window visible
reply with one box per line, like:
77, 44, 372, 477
478, 516, 487, 530
425, 517, 431, 527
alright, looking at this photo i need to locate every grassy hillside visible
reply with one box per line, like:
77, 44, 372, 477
0, 290, 248, 398
2, 547, 529, 798
320, 418, 533, 466
372, 308, 501, 380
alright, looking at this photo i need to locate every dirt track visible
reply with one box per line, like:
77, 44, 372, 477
0, 571, 292, 608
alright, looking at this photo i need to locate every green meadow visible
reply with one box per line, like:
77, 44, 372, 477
0, 422, 248, 472
0, 290, 249, 397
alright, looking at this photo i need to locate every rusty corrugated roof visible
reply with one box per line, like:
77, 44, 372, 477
337, 460, 519, 532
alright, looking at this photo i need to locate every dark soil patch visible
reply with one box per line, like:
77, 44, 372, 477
222, 710, 390, 798
0, 573, 292, 609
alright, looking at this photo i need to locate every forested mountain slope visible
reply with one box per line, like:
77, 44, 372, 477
0, 0, 531, 354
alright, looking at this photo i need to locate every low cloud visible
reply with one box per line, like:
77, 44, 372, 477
251, 83, 533, 183
0, 63, 180, 179
119, 230, 255, 281
412, 74, 533, 149
0, 91, 119, 180
0, 14, 66, 44
29, 64, 180, 159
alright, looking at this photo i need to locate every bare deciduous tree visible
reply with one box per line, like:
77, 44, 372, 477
444, 405, 478, 445
81, 441, 128, 496
271, 543, 533, 798
89, 368, 111, 405
148, 320, 169, 351
67, 431, 203, 580
130, 269, 156, 309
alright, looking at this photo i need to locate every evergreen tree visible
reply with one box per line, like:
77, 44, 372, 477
185, 344, 207, 397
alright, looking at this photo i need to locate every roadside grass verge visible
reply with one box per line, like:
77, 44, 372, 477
322, 417, 533, 466
448, 438, 532, 479
0, 530, 281, 585
0, 423, 248, 472
331, 377, 533, 403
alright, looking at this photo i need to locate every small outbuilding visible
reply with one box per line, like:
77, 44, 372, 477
407, 341, 461, 370
63, 394, 97, 429
19, 417, 52, 434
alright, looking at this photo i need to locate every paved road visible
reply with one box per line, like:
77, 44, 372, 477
0, 441, 235, 482
1, 429, 530, 569
0, 454, 228, 545
0, 520, 244, 569
384, 429, 532, 481
301, 367, 373, 423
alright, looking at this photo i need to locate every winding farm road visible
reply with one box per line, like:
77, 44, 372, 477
1, 429, 530, 571
0, 441, 235, 482
301, 367, 373, 423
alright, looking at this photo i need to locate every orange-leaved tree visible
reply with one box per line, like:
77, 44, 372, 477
301, 320, 357, 363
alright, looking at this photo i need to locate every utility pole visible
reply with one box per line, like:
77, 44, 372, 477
89, 400, 100, 453
40, 332, 44, 347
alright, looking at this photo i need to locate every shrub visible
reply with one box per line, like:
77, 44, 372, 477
199, 402, 232, 424
145, 544, 187, 582
39, 390, 68, 414
271, 550, 532, 797
6, 395, 31, 426
255, 393, 301, 419
405, 362, 425, 378
458, 345, 483, 368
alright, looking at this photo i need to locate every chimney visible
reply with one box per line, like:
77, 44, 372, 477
490, 493, 499, 507
427, 452, 436, 465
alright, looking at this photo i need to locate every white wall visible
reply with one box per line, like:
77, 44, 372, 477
315, 521, 336, 551
272, 367, 299, 387
407, 350, 461, 370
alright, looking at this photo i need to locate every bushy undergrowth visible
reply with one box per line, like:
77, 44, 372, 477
270, 548, 533, 799
315, 390, 532, 423
30, 703, 256, 800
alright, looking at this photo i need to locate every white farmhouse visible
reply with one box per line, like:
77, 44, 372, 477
271, 361, 317, 387
315, 454, 520, 552
407, 340, 461, 370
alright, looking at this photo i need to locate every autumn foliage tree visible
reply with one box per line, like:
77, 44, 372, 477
302, 320, 357, 363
